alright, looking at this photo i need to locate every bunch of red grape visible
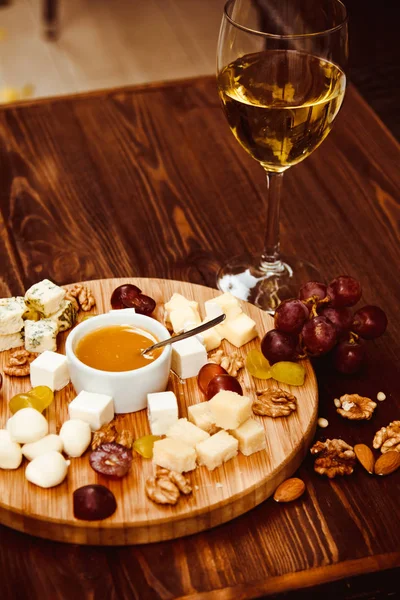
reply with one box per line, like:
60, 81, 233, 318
261, 275, 388, 374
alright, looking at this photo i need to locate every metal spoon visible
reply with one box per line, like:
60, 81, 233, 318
141, 313, 226, 355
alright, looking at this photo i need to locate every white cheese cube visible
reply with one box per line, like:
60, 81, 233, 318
48, 299, 77, 332
153, 437, 196, 472
209, 391, 252, 430
184, 317, 222, 352
205, 293, 242, 320
147, 391, 179, 435
25, 319, 58, 353
230, 419, 266, 456
25, 279, 66, 317
171, 337, 207, 379
166, 418, 209, 448
30, 351, 70, 391
187, 402, 219, 435
196, 430, 238, 470
164, 293, 199, 322
0, 331, 24, 352
221, 313, 257, 347
0, 297, 26, 335
68, 391, 114, 431
169, 306, 201, 334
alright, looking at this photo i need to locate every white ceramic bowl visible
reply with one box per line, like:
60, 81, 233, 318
65, 310, 172, 414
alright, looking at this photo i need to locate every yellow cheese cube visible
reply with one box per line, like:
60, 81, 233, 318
221, 313, 257, 347
230, 418, 266, 456
209, 391, 252, 430
166, 417, 209, 447
204, 293, 242, 320
164, 293, 199, 322
187, 402, 219, 435
169, 306, 201, 333
152, 437, 196, 472
196, 430, 238, 471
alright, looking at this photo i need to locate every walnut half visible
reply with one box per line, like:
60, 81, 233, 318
145, 467, 192, 505
310, 438, 356, 478
373, 421, 400, 454
64, 284, 96, 312
4, 349, 38, 377
210, 349, 244, 377
336, 394, 377, 421
253, 389, 297, 418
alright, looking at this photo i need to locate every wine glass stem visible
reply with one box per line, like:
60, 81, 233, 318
260, 171, 284, 272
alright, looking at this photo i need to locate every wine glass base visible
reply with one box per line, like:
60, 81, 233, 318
216, 254, 322, 313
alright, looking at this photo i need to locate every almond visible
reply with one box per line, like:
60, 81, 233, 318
354, 444, 375, 474
273, 478, 305, 502
374, 451, 400, 476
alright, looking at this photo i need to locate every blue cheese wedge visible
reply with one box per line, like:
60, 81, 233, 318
24, 279, 66, 318
0, 297, 26, 335
25, 319, 58, 353
49, 299, 77, 332
0, 331, 24, 352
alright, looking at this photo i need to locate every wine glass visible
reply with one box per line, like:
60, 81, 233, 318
216, 0, 348, 311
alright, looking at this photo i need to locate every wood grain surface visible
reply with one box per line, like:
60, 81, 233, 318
0, 277, 318, 545
0, 77, 399, 598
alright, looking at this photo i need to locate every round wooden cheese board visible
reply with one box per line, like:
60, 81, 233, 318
0, 278, 318, 545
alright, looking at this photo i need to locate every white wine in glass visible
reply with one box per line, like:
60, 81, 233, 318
216, 0, 348, 311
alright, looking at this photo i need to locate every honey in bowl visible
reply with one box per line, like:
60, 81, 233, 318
75, 325, 162, 372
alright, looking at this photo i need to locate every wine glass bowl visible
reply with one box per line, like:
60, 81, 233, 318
216, 0, 348, 311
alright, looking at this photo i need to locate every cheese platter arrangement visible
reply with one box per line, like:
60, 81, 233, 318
0, 277, 318, 545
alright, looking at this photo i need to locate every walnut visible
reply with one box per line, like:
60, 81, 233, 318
115, 429, 133, 449
145, 476, 180, 505
91, 422, 118, 450
64, 284, 96, 312
168, 470, 192, 495
336, 394, 377, 420
373, 421, 400, 454
253, 389, 297, 417
310, 438, 356, 478
209, 349, 244, 377
4, 348, 38, 377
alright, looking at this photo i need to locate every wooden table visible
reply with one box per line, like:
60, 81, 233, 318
0, 77, 399, 599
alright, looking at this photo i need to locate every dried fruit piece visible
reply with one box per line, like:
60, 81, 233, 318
197, 363, 228, 394
310, 438, 355, 478
245, 349, 271, 379
270, 361, 305, 386
374, 451, 400, 476
9, 386, 54, 414
133, 434, 161, 459
206, 374, 243, 400
373, 421, 400, 454
354, 444, 375, 474
273, 478, 305, 502
336, 394, 376, 421
73, 484, 117, 521
253, 389, 297, 418
89, 442, 133, 478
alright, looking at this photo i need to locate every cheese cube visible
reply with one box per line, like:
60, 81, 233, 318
230, 419, 266, 456
25, 279, 66, 317
68, 391, 114, 431
221, 313, 257, 347
25, 319, 58, 353
205, 293, 242, 320
164, 293, 199, 322
0, 297, 26, 335
185, 318, 222, 352
30, 351, 70, 391
196, 430, 238, 470
0, 331, 24, 352
169, 306, 201, 334
167, 418, 209, 447
153, 437, 196, 472
209, 391, 252, 430
147, 391, 179, 435
171, 337, 207, 379
187, 402, 219, 435
49, 299, 77, 332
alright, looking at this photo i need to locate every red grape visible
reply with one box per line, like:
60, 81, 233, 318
89, 443, 133, 478
301, 316, 337, 356
130, 293, 156, 317
206, 374, 243, 400
352, 305, 387, 340
299, 281, 327, 302
111, 284, 142, 310
261, 329, 298, 364
198, 363, 228, 394
327, 276, 361, 308
333, 339, 366, 374
73, 484, 117, 521
274, 299, 309, 335
320, 307, 353, 338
